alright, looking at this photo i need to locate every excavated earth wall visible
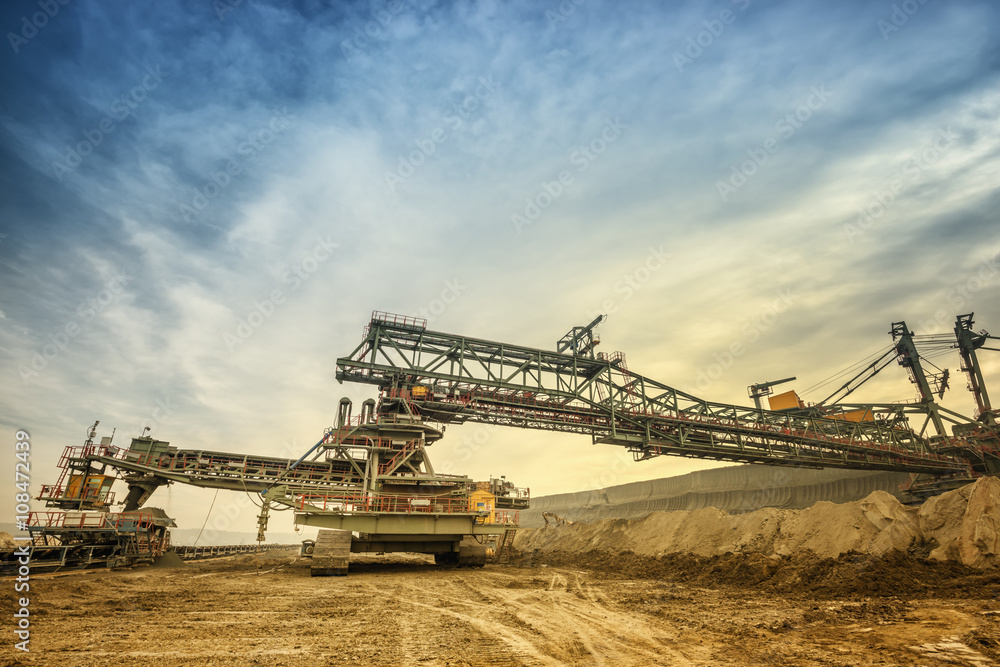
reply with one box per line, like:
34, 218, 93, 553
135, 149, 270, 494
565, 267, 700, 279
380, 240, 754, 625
514, 476, 1000, 569
520, 464, 910, 528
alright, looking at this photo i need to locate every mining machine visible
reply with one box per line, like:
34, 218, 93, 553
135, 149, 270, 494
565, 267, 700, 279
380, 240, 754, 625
541, 512, 573, 527
13, 310, 998, 574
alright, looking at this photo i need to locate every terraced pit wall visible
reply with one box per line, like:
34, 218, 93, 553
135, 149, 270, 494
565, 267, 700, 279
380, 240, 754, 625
520, 465, 911, 528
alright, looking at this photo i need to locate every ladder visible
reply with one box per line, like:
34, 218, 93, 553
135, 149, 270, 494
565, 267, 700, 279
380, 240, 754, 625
494, 529, 517, 564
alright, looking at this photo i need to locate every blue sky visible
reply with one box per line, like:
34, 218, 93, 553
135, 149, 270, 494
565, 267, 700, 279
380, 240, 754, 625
2, 0, 999, 534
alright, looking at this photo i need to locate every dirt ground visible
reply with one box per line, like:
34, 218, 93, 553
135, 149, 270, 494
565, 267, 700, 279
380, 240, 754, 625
4, 548, 1000, 666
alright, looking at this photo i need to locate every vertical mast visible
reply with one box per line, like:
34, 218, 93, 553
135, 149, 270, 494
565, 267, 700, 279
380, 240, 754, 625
891, 321, 947, 436
955, 313, 995, 425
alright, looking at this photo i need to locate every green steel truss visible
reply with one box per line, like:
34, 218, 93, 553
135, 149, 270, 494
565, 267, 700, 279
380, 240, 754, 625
336, 312, 973, 475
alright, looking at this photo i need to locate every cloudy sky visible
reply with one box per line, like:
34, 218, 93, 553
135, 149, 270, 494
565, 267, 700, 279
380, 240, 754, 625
2, 0, 999, 535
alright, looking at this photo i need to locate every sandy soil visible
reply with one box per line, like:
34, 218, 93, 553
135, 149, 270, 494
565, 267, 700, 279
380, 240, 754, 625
3, 548, 1000, 666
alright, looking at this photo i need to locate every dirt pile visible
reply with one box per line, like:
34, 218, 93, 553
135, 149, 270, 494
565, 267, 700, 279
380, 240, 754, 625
152, 551, 188, 568
514, 477, 1000, 568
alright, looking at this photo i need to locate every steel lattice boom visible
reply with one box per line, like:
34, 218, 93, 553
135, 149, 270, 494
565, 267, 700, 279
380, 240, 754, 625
335, 312, 978, 476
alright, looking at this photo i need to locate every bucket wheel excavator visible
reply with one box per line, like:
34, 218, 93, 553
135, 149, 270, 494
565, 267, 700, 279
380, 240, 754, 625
15, 311, 998, 574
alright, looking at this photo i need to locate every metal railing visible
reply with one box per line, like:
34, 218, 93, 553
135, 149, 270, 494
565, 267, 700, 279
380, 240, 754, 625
27, 510, 158, 530
365, 311, 428, 338
36, 484, 116, 506
493, 510, 519, 525
296, 492, 475, 515
370, 311, 427, 330
502, 486, 530, 500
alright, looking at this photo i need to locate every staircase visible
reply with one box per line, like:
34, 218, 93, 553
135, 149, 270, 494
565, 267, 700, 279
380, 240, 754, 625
494, 529, 517, 564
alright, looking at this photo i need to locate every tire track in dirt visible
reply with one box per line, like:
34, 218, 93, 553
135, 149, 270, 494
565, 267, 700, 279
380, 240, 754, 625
393, 568, 709, 665
360, 572, 530, 666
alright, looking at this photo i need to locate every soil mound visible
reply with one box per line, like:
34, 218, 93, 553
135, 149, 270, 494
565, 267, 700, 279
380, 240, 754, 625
514, 477, 1000, 568
152, 551, 189, 568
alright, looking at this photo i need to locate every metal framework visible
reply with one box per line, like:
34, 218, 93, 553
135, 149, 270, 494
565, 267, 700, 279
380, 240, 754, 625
335, 312, 982, 476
